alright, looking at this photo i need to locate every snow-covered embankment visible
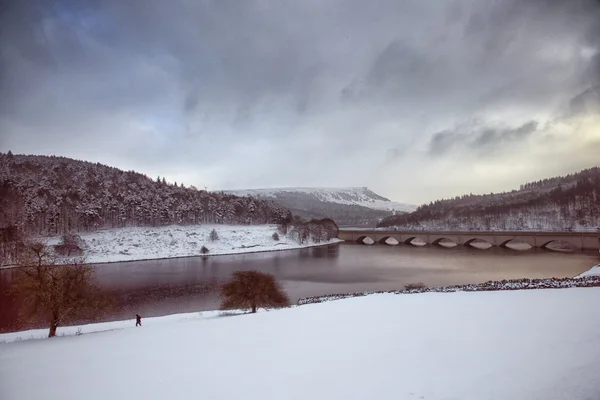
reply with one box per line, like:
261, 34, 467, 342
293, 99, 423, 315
42, 224, 342, 264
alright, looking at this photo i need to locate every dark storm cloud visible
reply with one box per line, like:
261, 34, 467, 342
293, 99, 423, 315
1, 0, 600, 203
429, 121, 538, 156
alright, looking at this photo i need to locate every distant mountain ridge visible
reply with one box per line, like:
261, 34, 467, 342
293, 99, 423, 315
226, 187, 415, 226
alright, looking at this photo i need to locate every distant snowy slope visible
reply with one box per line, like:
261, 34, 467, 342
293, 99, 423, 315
224, 187, 415, 226
227, 187, 415, 213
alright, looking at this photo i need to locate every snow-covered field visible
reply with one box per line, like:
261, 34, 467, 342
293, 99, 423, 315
2, 288, 600, 400
43, 225, 342, 264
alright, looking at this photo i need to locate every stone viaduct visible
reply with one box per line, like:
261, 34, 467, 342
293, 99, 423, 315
337, 229, 600, 251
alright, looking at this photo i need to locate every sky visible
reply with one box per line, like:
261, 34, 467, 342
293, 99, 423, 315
1, 0, 599, 205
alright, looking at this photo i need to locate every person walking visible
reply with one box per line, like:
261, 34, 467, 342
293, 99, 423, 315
136, 314, 142, 327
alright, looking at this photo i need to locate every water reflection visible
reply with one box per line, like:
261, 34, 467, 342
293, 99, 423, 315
0, 243, 597, 333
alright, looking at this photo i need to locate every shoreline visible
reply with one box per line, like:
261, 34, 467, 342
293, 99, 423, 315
84, 238, 344, 266
3, 276, 600, 342
298, 274, 600, 305
0, 238, 344, 269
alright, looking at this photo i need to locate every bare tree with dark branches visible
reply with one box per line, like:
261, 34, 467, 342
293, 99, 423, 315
54, 233, 84, 256
0, 225, 25, 266
220, 270, 290, 314
12, 242, 109, 337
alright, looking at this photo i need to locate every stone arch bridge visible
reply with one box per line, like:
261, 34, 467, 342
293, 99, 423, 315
338, 229, 600, 251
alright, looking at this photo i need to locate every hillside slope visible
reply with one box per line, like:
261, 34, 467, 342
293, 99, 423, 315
227, 187, 415, 226
378, 166, 600, 231
0, 153, 292, 236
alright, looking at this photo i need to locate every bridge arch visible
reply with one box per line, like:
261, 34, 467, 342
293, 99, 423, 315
464, 238, 493, 249
432, 237, 458, 247
378, 237, 399, 245
404, 236, 428, 246
499, 239, 533, 250
539, 239, 578, 251
356, 236, 375, 245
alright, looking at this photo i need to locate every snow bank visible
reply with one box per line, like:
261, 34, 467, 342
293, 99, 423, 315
2, 288, 600, 400
42, 224, 342, 264
576, 264, 600, 278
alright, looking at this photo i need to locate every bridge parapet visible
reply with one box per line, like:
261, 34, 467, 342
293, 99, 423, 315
338, 229, 600, 251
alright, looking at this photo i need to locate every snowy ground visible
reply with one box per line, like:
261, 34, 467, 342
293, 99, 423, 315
576, 264, 600, 278
42, 225, 342, 264
2, 288, 600, 400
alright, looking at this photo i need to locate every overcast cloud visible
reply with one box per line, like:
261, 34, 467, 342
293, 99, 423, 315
1, 0, 599, 204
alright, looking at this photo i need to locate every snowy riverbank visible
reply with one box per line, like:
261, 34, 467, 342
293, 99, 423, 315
575, 264, 600, 278
2, 288, 600, 399
40, 224, 342, 265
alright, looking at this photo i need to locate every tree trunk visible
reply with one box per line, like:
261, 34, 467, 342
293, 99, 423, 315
48, 315, 58, 338
251, 303, 257, 313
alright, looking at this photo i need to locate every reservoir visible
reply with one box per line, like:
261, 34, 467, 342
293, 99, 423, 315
1, 242, 598, 333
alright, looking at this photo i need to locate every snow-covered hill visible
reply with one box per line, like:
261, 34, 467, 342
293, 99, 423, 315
226, 187, 415, 226
378, 166, 600, 231
229, 187, 414, 212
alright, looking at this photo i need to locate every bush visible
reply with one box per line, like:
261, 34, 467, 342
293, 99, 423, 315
272, 232, 280, 241
404, 282, 427, 290
220, 270, 290, 313
200, 245, 209, 255
209, 229, 219, 242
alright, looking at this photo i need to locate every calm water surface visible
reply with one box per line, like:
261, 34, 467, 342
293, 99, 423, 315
1, 243, 598, 332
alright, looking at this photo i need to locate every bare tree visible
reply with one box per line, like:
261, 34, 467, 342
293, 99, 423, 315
12, 242, 108, 337
289, 222, 310, 244
277, 223, 288, 235
220, 270, 290, 313
54, 233, 83, 256
306, 220, 322, 243
0, 225, 24, 266
317, 218, 339, 240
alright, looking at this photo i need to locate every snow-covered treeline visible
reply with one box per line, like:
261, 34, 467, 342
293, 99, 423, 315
378, 166, 600, 230
0, 153, 292, 235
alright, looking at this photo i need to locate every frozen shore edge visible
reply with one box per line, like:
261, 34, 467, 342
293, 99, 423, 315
70, 238, 343, 267
0, 238, 344, 270
298, 272, 600, 305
